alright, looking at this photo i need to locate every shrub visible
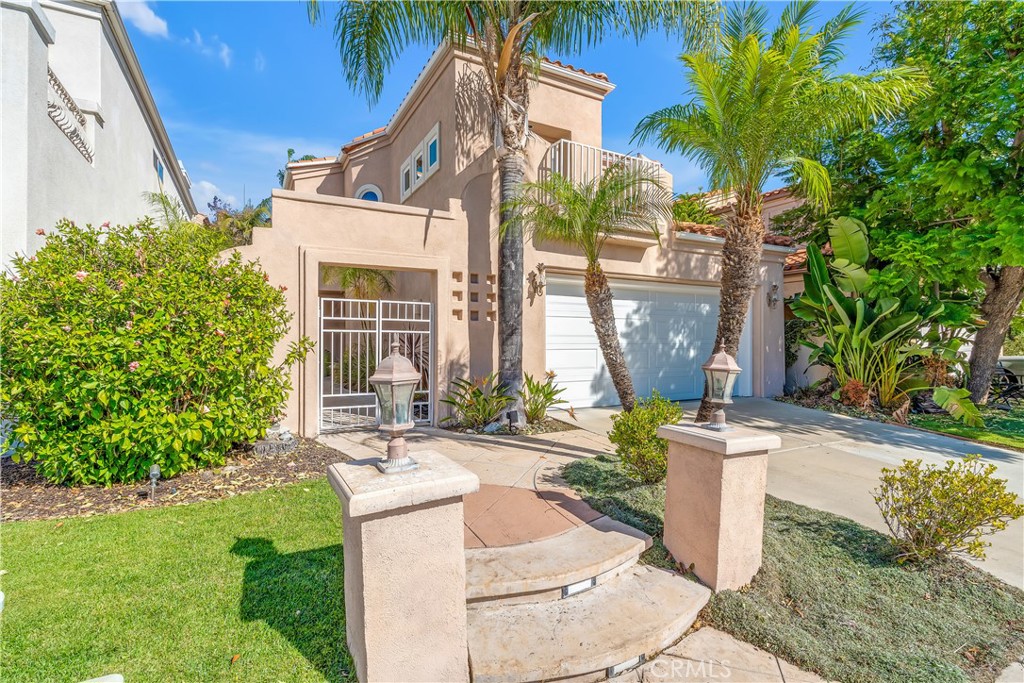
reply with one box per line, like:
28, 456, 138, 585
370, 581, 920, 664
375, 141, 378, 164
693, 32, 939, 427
519, 372, 567, 424
440, 374, 513, 430
873, 455, 1024, 562
838, 379, 871, 410
608, 391, 683, 484
0, 219, 311, 485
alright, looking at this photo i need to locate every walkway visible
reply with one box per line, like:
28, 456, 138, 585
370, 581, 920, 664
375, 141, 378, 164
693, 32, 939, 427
568, 398, 1024, 588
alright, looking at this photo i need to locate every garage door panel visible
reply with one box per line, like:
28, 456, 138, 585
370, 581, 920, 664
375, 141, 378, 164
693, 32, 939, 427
545, 277, 754, 408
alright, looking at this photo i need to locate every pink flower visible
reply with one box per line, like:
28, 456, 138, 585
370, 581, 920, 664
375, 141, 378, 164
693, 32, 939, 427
101, 221, 110, 228
62, 325, 71, 332
35, 228, 45, 236
124, 321, 133, 330
205, 321, 213, 327
128, 361, 140, 372
29, 256, 36, 262
214, 329, 226, 337
279, 285, 288, 292
134, 340, 142, 347
74, 271, 88, 282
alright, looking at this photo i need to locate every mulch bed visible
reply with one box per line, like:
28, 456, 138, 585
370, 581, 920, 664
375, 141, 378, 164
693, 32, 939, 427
1, 438, 347, 523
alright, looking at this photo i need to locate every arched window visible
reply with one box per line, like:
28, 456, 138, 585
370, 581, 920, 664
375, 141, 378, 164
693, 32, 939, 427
355, 184, 383, 202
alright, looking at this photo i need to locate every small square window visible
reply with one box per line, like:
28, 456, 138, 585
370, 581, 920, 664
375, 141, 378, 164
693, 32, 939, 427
469, 292, 479, 303
402, 167, 411, 193
415, 153, 424, 181
428, 138, 438, 168
470, 273, 479, 284
470, 310, 479, 322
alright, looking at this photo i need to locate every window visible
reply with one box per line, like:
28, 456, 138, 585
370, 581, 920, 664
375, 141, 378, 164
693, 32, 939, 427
153, 150, 164, 184
355, 184, 383, 202
399, 122, 440, 202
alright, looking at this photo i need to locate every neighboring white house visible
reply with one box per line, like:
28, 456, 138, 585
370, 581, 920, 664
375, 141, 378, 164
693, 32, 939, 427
1, 0, 194, 266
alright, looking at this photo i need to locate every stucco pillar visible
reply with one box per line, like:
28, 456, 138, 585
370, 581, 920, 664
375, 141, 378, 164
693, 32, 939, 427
328, 451, 479, 682
657, 424, 781, 592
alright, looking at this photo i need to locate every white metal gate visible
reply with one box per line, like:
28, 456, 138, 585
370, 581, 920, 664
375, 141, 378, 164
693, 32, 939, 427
319, 298, 433, 432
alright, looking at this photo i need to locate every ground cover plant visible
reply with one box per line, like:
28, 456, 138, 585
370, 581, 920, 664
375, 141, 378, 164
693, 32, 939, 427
0, 479, 354, 682
908, 409, 1024, 452
563, 455, 1024, 683
0, 219, 311, 485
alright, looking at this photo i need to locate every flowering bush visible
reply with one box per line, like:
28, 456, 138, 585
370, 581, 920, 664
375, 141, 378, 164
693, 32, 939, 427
0, 219, 311, 485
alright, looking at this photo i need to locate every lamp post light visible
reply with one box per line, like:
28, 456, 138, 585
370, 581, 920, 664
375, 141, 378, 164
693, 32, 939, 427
369, 340, 421, 474
701, 346, 742, 431
149, 463, 161, 500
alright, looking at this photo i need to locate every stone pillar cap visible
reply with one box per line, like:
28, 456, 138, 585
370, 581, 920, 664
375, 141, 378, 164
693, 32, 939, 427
657, 423, 781, 455
328, 450, 480, 517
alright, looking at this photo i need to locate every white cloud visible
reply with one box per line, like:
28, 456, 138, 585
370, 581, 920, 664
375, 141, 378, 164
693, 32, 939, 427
254, 51, 267, 72
193, 180, 238, 213
184, 29, 232, 68
119, 1, 168, 39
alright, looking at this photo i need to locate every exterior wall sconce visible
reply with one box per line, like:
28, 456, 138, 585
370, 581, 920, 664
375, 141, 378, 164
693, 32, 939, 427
766, 283, 781, 309
701, 346, 742, 431
528, 263, 547, 298
369, 341, 421, 473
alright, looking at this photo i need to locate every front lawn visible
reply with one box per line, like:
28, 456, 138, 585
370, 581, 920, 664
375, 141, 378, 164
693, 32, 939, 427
0, 479, 353, 682
564, 456, 1024, 683
908, 409, 1024, 452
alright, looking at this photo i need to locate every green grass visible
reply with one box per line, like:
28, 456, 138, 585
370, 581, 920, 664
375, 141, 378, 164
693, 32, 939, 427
0, 480, 353, 683
564, 455, 1024, 683
909, 409, 1024, 451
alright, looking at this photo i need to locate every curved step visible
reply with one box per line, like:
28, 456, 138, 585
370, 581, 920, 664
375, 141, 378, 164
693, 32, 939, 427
468, 565, 711, 683
466, 516, 651, 604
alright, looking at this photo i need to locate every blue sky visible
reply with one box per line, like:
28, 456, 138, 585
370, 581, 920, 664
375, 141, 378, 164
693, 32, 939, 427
120, 1, 894, 212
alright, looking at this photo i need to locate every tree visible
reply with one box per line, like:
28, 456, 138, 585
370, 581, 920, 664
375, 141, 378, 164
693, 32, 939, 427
210, 198, 272, 247
634, 1, 928, 421
307, 0, 716, 423
322, 266, 396, 299
507, 163, 673, 411
844, 2, 1024, 404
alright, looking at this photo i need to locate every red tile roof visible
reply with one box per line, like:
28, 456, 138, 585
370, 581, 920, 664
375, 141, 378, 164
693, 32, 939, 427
674, 222, 795, 247
542, 58, 609, 82
784, 244, 832, 272
341, 126, 387, 153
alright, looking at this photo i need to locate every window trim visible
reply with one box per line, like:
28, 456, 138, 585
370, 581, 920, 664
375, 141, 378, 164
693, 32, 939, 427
399, 122, 440, 203
355, 184, 383, 202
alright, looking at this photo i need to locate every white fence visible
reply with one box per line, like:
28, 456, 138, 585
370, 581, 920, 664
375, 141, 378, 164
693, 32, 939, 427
540, 139, 661, 186
319, 298, 432, 432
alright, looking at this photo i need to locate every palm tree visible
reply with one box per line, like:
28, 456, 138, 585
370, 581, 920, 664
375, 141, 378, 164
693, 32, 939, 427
322, 266, 396, 300
307, 0, 717, 422
507, 163, 673, 411
634, 1, 929, 421
212, 198, 272, 247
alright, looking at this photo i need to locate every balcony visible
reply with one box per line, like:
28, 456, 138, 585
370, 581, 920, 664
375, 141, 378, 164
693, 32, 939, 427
538, 139, 669, 248
539, 139, 662, 186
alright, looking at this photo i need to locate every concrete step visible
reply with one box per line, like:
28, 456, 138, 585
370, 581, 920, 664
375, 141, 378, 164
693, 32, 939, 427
466, 516, 652, 605
467, 564, 711, 683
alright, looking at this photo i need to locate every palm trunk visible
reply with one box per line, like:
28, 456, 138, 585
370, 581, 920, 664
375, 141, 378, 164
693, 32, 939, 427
498, 152, 526, 422
695, 210, 764, 422
584, 262, 636, 412
967, 265, 1024, 403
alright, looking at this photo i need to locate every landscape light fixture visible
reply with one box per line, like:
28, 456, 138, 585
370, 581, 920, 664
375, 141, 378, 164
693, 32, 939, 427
149, 463, 161, 500
368, 340, 421, 474
701, 346, 742, 432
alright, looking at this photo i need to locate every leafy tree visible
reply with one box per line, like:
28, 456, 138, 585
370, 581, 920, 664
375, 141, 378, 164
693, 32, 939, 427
634, 1, 928, 420
210, 198, 272, 247
506, 163, 673, 411
818, 2, 1024, 404
307, 0, 716, 421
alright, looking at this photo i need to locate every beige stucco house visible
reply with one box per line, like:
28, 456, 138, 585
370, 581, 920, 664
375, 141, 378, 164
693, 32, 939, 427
239, 44, 793, 437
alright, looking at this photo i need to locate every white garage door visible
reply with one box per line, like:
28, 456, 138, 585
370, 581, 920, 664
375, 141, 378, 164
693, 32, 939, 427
545, 277, 753, 408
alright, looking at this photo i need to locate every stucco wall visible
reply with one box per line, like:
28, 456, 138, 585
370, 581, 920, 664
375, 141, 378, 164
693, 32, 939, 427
1, 0, 192, 266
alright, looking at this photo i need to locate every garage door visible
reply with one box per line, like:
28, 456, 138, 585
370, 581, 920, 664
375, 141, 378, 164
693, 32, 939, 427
544, 277, 753, 408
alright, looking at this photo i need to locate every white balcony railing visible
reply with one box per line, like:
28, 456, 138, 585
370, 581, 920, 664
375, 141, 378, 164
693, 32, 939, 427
539, 139, 661, 186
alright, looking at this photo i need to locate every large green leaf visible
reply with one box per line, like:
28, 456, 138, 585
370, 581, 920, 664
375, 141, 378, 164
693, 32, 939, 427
829, 217, 870, 267
933, 387, 984, 428
831, 257, 872, 296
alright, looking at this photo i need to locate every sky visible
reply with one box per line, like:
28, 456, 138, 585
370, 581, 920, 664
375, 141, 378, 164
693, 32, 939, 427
120, 1, 895, 213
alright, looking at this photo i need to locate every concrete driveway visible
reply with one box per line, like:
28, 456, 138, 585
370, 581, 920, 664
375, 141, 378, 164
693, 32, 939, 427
565, 398, 1024, 588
